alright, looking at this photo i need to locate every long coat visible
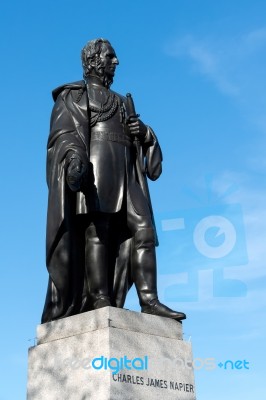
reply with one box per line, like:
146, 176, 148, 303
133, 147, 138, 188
41, 80, 163, 323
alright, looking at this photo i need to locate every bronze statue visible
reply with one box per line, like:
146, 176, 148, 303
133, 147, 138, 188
42, 38, 186, 323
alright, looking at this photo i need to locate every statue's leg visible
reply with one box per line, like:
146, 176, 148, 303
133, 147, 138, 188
127, 194, 186, 320
132, 226, 157, 304
84, 213, 112, 309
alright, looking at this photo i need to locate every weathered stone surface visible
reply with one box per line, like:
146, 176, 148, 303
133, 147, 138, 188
27, 308, 196, 400
37, 307, 183, 344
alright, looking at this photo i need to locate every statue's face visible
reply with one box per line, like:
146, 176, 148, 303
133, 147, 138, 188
99, 43, 119, 79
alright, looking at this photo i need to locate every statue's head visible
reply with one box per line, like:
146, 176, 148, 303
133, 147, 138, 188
81, 38, 119, 87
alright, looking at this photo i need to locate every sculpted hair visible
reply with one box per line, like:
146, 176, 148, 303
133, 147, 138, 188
81, 38, 111, 79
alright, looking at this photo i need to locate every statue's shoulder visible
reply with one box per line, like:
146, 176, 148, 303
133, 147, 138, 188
110, 89, 127, 103
52, 80, 86, 102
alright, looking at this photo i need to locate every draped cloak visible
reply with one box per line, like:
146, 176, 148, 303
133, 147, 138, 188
41, 80, 163, 323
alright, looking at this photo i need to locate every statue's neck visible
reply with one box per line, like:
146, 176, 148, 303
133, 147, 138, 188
86, 74, 111, 89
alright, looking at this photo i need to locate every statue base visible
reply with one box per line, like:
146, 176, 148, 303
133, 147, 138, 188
27, 307, 196, 399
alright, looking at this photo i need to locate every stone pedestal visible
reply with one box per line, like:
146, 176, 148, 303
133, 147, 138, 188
27, 307, 196, 399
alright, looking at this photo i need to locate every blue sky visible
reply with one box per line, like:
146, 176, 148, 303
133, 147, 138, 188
1, 1, 266, 398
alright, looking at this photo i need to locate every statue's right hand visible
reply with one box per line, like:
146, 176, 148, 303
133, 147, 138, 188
66, 157, 86, 192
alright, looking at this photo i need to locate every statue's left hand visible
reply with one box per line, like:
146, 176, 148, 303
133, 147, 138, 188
66, 156, 87, 192
127, 117, 147, 139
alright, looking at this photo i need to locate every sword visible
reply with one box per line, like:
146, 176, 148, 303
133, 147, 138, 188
126, 93, 144, 173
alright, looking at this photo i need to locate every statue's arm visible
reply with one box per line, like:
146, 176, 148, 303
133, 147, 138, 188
144, 126, 163, 181
127, 116, 162, 181
120, 92, 162, 181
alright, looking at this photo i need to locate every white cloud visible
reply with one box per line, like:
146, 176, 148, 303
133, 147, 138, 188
165, 28, 266, 132
156, 170, 266, 317
244, 27, 266, 49
208, 171, 266, 281
167, 35, 239, 96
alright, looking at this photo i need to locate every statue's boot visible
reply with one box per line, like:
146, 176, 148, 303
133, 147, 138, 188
85, 221, 112, 309
93, 295, 112, 309
133, 228, 186, 321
